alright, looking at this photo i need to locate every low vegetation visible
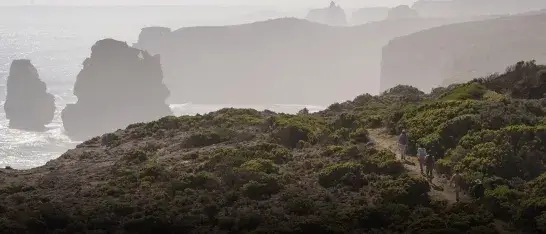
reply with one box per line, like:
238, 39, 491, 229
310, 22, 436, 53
1, 61, 545, 233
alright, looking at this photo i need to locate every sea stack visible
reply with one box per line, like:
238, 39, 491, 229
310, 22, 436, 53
4, 59, 55, 131
61, 39, 173, 140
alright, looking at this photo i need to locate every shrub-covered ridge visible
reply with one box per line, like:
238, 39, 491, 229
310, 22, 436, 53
1, 61, 546, 233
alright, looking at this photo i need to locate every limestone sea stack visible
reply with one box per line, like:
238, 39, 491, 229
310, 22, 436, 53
4, 59, 55, 131
61, 39, 173, 140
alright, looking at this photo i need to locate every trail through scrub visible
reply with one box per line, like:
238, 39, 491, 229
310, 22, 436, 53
367, 128, 469, 204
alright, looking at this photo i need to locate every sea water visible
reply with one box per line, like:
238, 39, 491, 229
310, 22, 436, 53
0, 5, 322, 169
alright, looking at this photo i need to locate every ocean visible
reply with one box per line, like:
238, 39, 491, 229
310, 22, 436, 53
0, 6, 323, 169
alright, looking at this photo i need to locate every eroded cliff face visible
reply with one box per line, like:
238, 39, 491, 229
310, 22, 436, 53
380, 13, 546, 92
137, 17, 483, 106
61, 39, 172, 140
4, 59, 55, 131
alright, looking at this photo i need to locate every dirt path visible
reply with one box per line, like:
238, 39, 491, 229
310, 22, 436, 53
367, 128, 469, 204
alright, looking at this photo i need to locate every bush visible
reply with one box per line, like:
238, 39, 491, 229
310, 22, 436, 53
318, 162, 362, 188
182, 129, 234, 148
272, 115, 326, 148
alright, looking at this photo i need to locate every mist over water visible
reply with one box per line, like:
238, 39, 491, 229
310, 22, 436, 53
0, 5, 324, 169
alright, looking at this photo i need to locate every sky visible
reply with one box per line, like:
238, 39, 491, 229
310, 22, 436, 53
3, 0, 420, 8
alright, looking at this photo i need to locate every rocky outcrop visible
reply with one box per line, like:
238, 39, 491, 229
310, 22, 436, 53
61, 39, 172, 140
350, 7, 390, 25
137, 17, 490, 106
305, 1, 348, 26
4, 59, 55, 131
412, 0, 546, 18
380, 13, 546, 92
132, 27, 171, 56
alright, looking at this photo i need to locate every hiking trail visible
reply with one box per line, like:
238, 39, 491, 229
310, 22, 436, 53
367, 128, 467, 204
368, 128, 514, 233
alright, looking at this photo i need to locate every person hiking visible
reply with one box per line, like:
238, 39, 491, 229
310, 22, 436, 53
471, 179, 485, 200
425, 153, 435, 180
450, 170, 463, 202
417, 145, 427, 174
397, 130, 408, 160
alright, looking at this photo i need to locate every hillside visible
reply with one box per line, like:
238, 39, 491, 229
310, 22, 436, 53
380, 13, 546, 93
136, 17, 483, 105
0, 61, 545, 233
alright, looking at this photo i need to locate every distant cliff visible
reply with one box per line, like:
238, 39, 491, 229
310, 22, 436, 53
132, 26, 171, 56
305, 1, 348, 26
136, 17, 484, 105
387, 5, 419, 20
412, 0, 546, 18
380, 13, 546, 92
350, 7, 390, 25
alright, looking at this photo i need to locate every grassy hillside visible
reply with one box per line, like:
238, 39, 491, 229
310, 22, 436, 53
1, 61, 545, 233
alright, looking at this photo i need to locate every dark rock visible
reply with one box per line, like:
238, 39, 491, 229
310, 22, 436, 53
4, 59, 55, 131
379, 13, 546, 92
306, 1, 348, 26
61, 39, 173, 140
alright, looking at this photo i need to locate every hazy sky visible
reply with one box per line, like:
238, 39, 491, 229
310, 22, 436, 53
4, 0, 419, 8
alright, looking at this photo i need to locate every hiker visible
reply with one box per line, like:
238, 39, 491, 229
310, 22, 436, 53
416, 145, 427, 174
397, 130, 408, 160
450, 170, 463, 202
424, 153, 435, 179
471, 179, 485, 200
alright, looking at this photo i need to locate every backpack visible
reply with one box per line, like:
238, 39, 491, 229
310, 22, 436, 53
425, 155, 434, 165
417, 148, 426, 161
398, 134, 408, 145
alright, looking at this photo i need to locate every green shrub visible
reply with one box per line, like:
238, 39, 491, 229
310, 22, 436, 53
272, 115, 326, 148
318, 162, 362, 188
239, 159, 278, 174
182, 129, 234, 148
440, 82, 487, 101
242, 176, 281, 200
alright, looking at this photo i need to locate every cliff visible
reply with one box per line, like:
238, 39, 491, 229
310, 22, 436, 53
132, 26, 171, 56
1, 62, 545, 232
412, 0, 546, 18
350, 7, 390, 25
3, 59, 55, 131
305, 1, 348, 27
138, 17, 483, 105
386, 5, 419, 20
61, 39, 172, 140
380, 13, 546, 92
